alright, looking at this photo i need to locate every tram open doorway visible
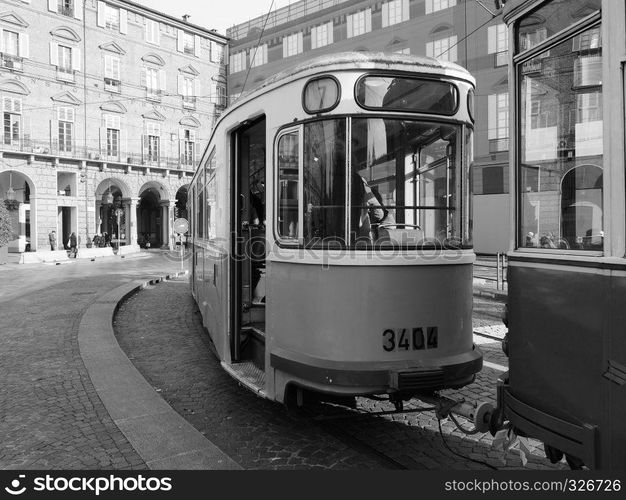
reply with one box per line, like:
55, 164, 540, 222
231, 116, 267, 372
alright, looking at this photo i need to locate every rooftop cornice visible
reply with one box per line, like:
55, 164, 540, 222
103, 0, 229, 42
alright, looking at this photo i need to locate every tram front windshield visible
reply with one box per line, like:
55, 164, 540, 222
277, 118, 471, 249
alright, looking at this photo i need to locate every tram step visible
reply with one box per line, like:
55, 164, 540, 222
222, 360, 266, 397
241, 325, 265, 369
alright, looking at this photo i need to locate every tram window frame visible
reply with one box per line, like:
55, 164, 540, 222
275, 126, 303, 245
273, 115, 472, 250
302, 75, 341, 115
514, 13, 604, 254
354, 73, 460, 116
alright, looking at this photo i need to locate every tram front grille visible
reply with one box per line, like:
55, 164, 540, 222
393, 369, 445, 391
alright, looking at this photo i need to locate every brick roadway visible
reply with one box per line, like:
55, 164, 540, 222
0, 252, 185, 470
114, 277, 566, 471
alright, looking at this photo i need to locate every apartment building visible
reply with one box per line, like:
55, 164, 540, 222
0, 0, 227, 254
227, 0, 511, 253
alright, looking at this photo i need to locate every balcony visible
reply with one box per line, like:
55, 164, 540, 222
182, 96, 197, 110
58, 5, 74, 17
104, 78, 121, 93
1, 54, 23, 71
489, 138, 509, 154
56, 67, 75, 82
0, 139, 197, 173
146, 90, 161, 102
495, 51, 507, 67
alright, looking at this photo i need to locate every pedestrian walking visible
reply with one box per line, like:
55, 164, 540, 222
69, 232, 78, 258
48, 230, 57, 251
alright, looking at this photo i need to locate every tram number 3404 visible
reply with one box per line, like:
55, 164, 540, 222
382, 327, 439, 352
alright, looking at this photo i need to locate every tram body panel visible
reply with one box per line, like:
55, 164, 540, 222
266, 261, 473, 362
505, 260, 625, 469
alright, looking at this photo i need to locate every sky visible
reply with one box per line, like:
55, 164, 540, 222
133, 0, 294, 36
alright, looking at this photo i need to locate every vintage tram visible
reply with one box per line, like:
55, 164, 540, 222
497, 0, 626, 469
188, 53, 481, 406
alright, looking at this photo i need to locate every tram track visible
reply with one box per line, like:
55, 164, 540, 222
298, 403, 415, 470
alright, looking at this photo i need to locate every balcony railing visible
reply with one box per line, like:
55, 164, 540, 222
58, 5, 74, 17
57, 67, 75, 82
182, 96, 197, 109
1, 54, 23, 71
489, 138, 509, 154
104, 78, 121, 93
495, 51, 508, 67
146, 89, 161, 102
0, 139, 196, 171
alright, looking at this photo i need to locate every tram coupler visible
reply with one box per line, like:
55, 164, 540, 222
419, 394, 495, 434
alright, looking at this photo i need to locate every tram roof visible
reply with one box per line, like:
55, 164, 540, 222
229, 51, 475, 113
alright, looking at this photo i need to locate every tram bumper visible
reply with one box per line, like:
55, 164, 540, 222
496, 378, 598, 469
271, 346, 482, 395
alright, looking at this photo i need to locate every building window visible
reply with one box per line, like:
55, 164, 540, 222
426, 35, 458, 62
141, 66, 165, 100
58, 107, 74, 153
183, 32, 195, 55
2, 97, 21, 146
105, 4, 120, 30
229, 51, 246, 73
250, 43, 268, 67
283, 32, 303, 58
145, 121, 160, 163
180, 76, 197, 109
577, 92, 602, 123
104, 55, 121, 92
488, 24, 508, 67
1, 30, 27, 71
182, 129, 196, 166
488, 92, 509, 152
55, 44, 78, 82
210, 42, 224, 64
58, 0, 75, 17
347, 10, 372, 38
311, 22, 333, 50
216, 84, 227, 108
426, 0, 457, 14
482, 166, 504, 195
146, 19, 160, 45
104, 114, 120, 159
382, 0, 409, 28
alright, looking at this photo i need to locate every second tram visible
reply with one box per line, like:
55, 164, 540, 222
496, 0, 626, 470
189, 52, 481, 407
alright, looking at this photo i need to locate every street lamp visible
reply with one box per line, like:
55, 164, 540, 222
6, 172, 15, 200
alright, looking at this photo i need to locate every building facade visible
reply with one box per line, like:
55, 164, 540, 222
226, 0, 510, 253
0, 0, 227, 254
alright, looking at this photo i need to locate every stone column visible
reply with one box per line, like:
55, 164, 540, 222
169, 200, 176, 250
160, 202, 169, 249
95, 201, 102, 234
129, 198, 138, 247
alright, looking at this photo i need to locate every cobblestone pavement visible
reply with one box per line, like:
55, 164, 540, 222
114, 276, 566, 471
0, 252, 185, 470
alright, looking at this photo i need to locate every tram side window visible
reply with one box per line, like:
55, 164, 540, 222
303, 119, 346, 246
205, 149, 217, 240
277, 131, 299, 241
196, 180, 204, 239
518, 23, 603, 251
